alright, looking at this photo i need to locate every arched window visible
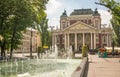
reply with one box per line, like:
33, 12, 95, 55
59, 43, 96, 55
85, 20, 87, 23
88, 19, 91, 24
95, 20, 98, 28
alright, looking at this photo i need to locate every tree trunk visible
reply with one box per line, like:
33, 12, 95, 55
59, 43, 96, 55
1, 44, 6, 59
10, 25, 16, 59
10, 47, 13, 59
10, 34, 14, 59
30, 29, 33, 59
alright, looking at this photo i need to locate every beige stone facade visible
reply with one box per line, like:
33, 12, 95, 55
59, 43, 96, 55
52, 9, 112, 51
15, 29, 40, 53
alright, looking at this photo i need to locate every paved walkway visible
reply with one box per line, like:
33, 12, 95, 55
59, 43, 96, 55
87, 54, 120, 77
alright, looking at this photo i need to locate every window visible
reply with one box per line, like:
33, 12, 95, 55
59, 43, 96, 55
63, 23, 65, 29
85, 20, 87, 23
56, 36, 60, 43
88, 19, 91, 24
70, 34, 75, 42
96, 35, 99, 43
81, 20, 83, 22
95, 20, 98, 27
62, 36, 64, 43
102, 35, 106, 44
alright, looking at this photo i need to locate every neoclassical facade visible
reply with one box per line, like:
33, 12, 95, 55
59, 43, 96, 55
52, 8, 112, 51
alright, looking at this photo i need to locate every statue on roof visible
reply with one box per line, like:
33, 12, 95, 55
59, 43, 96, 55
93, 8, 100, 16
95, 8, 98, 13
61, 9, 68, 17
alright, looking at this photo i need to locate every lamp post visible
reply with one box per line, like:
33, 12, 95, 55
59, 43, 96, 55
112, 40, 114, 56
22, 43, 24, 57
30, 28, 33, 59
59, 32, 62, 49
101, 24, 107, 47
111, 30, 115, 56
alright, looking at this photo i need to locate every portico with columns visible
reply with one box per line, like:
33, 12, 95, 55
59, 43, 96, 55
52, 8, 112, 51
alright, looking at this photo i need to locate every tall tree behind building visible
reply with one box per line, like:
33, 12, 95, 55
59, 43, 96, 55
36, 16, 50, 57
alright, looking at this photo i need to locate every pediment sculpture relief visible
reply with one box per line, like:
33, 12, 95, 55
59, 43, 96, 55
69, 24, 90, 30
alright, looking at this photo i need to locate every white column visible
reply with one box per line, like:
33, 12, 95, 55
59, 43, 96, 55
68, 34, 70, 48
91, 33, 93, 49
107, 34, 109, 47
52, 35, 55, 52
64, 34, 67, 50
108, 34, 109, 47
109, 34, 111, 47
94, 33, 96, 49
75, 33, 77, 50
83, 33, 85, 46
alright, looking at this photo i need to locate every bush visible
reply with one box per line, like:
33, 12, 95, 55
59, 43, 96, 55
82, 45, 88, 57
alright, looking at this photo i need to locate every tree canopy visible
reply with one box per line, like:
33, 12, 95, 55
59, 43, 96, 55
0, 0, 48, 58
36, 16, 50, 53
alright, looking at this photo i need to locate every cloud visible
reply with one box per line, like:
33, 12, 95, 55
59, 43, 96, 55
48, 18, 59, 29
98, 10, 112, 27
46, 0, 62, 15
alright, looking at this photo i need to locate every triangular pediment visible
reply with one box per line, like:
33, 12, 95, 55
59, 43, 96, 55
69, 24, 90, 30
64, 21, 96, 31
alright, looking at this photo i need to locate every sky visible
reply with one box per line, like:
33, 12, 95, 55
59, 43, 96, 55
45, 0, 112, 29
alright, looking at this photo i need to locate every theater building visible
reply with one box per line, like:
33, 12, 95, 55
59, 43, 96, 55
52, 8, 112, 51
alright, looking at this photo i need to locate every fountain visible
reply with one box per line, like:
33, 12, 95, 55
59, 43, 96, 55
67, 46, 73, 59
54, 44, 58, 58
0, 57, 81, 77
0, 44, 82, 77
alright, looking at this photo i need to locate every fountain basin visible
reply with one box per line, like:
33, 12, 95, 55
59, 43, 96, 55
0, 59, 82, 77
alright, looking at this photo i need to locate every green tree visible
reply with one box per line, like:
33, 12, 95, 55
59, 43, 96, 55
36, 16, 50, 55
9, 0, 35, 59
0, 0, 48, 59
111, 17, 120, 46
46, 31, 51, 47
28, 0, 48, 59
96, 0, 120, 46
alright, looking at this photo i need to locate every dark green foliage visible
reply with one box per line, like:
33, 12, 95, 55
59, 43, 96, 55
0, 0, 48, 58
111, 18, 120, 46
36, 16, 50, 50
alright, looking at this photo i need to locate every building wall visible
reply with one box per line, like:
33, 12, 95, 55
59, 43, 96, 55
53, 9, 112, 50
15, 29, 41, 53
60, 14, 101, 30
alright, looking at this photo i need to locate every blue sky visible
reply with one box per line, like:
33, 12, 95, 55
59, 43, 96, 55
46, 0, 112, 28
